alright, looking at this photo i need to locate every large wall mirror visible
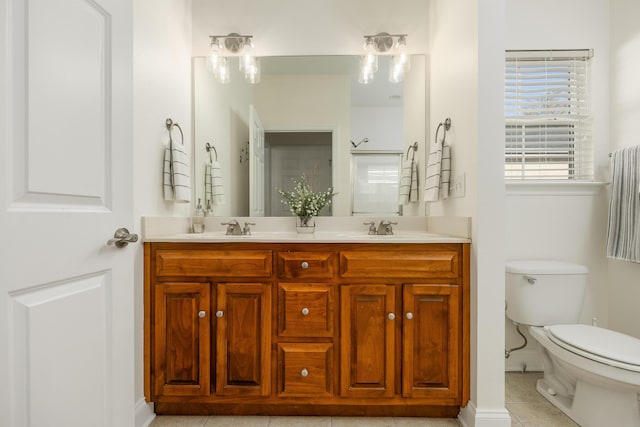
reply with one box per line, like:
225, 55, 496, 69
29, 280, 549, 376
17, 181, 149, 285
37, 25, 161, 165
192, 54, 426, 217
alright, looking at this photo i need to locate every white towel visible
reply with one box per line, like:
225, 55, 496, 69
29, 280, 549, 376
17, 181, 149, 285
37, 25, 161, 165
399, 159, 419, 204
204, 160, 225, 208
425, 141, 452, 202
606, 145, 640, 263
163, 139, 191, 203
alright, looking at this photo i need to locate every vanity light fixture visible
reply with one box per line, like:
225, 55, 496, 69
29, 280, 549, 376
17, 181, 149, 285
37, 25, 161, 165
359, 33, 410, 84
209, 33, 260, 84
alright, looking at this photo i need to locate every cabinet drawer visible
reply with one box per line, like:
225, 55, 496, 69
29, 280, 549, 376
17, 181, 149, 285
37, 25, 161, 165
339, 249, 460, 279
277, 283, 334, 337
277, 251, 336, 279
277, 343, 333, 397
155, 249, 272, 277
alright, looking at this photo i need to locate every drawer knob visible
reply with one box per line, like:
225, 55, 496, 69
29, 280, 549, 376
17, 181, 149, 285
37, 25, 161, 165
198, 310, 206, 318
301, 307, 310, 316
301, 368, 309, 377
301, 261, 309, 269
405, 312, 414, 320
388, 312, 396, 320
216, 310, 224, 318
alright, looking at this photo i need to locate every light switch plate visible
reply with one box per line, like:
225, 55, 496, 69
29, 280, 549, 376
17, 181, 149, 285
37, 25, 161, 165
449, 173, 465, 198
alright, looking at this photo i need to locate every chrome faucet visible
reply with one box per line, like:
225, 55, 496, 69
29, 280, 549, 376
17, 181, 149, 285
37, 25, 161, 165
376, 220, 397, 235
221, 220, 242, 235
363, 220, 398, 235
364, 221, 378, 235
242, 222, 255, 236
222, 220, 255, 235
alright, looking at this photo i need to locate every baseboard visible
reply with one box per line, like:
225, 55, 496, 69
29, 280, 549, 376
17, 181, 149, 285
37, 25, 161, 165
459, 401, 512, 427
504, 348, 543, 372
135, 398, 155, 427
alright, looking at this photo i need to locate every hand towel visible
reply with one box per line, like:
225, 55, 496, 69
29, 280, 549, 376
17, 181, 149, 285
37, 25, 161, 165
425, 142, 452, 202
606, 145, 640, 263
399, 158, 420, 203
205, 160, 225, 208
163, 139, 191, 203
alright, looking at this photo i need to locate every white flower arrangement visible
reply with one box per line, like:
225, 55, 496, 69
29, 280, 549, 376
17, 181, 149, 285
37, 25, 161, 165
277, 174, 335, 226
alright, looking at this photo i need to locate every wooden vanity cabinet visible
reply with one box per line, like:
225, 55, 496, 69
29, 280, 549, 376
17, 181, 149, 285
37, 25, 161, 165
145, 241, 469, 417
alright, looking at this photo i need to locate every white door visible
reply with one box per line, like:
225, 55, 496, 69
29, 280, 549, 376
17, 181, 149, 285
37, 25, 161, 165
0, 0, 134, 426
249, 105, 265, 216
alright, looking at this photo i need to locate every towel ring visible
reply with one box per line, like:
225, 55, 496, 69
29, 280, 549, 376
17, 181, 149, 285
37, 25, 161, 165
406, 142, 418, 160
206, 142, 218, 162
434, 117, 452, 145
166, 118, 184, 145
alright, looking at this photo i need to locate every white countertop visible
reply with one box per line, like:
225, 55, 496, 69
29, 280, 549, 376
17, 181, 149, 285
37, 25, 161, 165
142, 216, 471, 244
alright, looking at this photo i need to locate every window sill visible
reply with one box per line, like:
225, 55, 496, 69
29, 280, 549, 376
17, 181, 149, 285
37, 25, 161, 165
505, 181, 608, 196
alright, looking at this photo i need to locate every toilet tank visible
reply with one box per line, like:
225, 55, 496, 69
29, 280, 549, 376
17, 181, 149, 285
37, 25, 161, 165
505, 260, 588, 327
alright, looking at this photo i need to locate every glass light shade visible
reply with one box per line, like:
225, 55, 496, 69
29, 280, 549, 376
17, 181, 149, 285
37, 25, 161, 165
245, 57, 260, 84
358, 55, 375, 84
217, 57, 230, 84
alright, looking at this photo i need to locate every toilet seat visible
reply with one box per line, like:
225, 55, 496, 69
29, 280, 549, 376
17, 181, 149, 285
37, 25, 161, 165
547, 324, 640, 373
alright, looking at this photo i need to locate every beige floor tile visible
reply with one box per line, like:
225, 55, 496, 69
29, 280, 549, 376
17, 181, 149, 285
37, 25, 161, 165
330, 417, 396, 427
505, 372, 547, 405
507, 402, 579, 427
267, 416, 331, 427
150, 415, 208, 427
394, 417, 460, 426
204, 416, 269, 427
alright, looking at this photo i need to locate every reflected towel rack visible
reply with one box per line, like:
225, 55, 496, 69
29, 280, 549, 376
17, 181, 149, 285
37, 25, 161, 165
406, 142, 418, 160
206, 142, 218, 162
435, 117, 452, 145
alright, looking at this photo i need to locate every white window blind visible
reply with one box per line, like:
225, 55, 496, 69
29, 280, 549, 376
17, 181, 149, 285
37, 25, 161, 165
505, 49, 593, 180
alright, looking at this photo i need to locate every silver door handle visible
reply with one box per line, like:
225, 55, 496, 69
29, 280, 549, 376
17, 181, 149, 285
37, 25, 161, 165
107, 227, 139, 248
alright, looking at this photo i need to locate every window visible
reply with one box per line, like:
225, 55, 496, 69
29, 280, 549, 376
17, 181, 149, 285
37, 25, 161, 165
505, 49, 593, 180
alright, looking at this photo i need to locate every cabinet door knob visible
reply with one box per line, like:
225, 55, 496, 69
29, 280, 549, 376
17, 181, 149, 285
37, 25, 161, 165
301, 307, 310, 316
301, 261, 309, 269
405, 312, 414, 320
198, 310, 206, 318
388, 312, 396, 320
216, 310, 224, 318
301, 368, 309, 377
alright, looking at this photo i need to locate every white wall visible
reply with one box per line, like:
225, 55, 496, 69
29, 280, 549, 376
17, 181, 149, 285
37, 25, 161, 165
133, 0, 193, 422
191, 0, 429, 57
503, 0, 611, 372
609, 0, 640, 340
430, 1, 509, 425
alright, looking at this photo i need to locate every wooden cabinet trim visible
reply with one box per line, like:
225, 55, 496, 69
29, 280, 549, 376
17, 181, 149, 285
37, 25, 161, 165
155, 249, 272, 277
339, 250, 460, 279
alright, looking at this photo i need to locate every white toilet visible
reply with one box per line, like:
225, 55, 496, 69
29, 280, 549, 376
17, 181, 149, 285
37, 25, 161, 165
505, 259, 640, 427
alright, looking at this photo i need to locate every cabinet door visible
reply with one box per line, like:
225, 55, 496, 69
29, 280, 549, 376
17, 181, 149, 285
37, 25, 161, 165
215, 282, 271, 397
402, 284, 460, 401
340, 284, 395, 398
153, 282, 210, 397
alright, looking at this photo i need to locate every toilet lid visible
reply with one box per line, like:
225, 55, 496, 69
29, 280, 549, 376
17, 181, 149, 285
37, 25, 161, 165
548, 324, 640, 372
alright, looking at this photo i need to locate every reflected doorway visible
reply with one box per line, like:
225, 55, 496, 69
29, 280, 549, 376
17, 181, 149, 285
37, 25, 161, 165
265, 132, 333, 216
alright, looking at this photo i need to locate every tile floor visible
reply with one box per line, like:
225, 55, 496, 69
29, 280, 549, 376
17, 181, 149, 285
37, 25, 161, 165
506, 372, 578, 427
150, 372, 577, 427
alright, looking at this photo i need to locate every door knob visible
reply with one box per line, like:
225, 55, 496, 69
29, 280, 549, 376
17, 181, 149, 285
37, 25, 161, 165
405, 312, 414, 320
301, 261, 309, 269
198, 311, 206, 318
107, 227, 138, 248
216, 310, 224, 318
388, 312, 396, 320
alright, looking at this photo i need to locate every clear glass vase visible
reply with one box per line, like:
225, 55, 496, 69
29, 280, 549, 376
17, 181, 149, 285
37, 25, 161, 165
296, 216, 315, 234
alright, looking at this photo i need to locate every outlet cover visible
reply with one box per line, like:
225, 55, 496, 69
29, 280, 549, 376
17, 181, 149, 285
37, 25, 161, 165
449, 173, 465, 198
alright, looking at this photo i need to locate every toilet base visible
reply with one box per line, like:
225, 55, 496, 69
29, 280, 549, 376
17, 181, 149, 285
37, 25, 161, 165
537, 378, 640, 427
